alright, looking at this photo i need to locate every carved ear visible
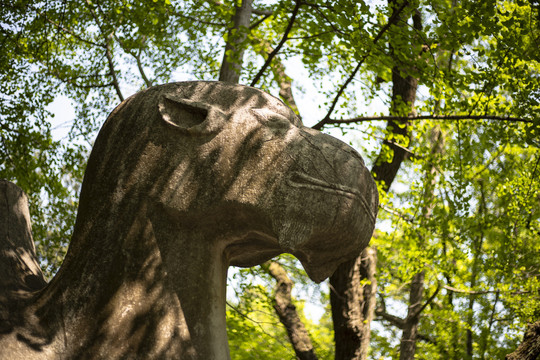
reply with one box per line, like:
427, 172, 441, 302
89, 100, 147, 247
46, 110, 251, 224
158, 94, 227, 135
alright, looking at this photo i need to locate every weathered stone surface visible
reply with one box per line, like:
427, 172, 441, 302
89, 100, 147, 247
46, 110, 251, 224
0, 81, 378, 359
0, 180, 46, 294
0, 180, 47, 338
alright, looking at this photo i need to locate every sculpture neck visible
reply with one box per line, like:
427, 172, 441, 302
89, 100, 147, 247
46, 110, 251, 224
29, 202, 232, 359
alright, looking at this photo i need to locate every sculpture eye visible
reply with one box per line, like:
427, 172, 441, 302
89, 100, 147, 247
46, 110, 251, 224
250, 108, 291, 131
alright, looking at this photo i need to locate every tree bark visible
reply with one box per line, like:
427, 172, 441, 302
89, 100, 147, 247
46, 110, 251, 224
330, 248, 377, 360
372, 1, 420, 192
506, 320, 540, 360
330, 2, 419, 358
219, 0, 254, 83
370, 55, 417, 193
399, 271, 425, 360
266, 261, 318, 360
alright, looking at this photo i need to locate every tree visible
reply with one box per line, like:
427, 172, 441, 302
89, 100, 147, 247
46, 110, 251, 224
1, 0, 539, 358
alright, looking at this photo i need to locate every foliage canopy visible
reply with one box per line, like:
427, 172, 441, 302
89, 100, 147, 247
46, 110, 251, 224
1, 0, 539, 358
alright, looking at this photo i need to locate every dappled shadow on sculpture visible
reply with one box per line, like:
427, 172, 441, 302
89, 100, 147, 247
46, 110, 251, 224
0, 81, 378, 359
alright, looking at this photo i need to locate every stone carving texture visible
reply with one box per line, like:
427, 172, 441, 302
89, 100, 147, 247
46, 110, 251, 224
0, 81, 378, 359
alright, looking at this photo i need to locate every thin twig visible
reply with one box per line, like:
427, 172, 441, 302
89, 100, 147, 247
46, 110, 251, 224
443, 285, 532, 295
84, 0, 124, 101
114, 35, 152, 87
35, 8, 104, 48
321, 114, 533, 125
105, 34, 124, 101
250, 12, 273, 29
312, 0, 411, 130
250, 0, 302, 87
380, 204, 415, 223
412, 281, 441, 319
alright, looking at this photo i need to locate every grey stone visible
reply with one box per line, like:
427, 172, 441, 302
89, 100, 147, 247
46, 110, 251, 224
0, 81, 378, 359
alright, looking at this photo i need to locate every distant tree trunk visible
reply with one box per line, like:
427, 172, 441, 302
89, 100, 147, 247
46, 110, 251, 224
467, 184, 486, 359
219, 0, 254, 83
265, 261, 318, 360
386, 4, 424, 359
330, 248, 377, 360
506, 320, 540, 360
399, 271, 425, 360
330, 2, 421, 357
371, 1, 419, 192
330, 3, 419, 358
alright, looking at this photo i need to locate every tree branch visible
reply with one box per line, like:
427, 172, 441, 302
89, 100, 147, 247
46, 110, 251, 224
114, 35, 152, 87
34, 7, 105, 48
319, 114, 533, 126
376, 308, 405, 327
48, 68, 114, 89
375, 308, 436, 344
252, 8, 273, 16
303, 2, 347, 36
250, 7, 275, 29
443, 285, 532, 295
250, 0, 302, 87
288, 30, 336, 40
411, 281, 441, 319
379, 204, 415, 223
105, 33, 124, 101
84, 0, 124, 101
250, 12, 273, 29
252, 39, 300, 116
312, 0, 410, 130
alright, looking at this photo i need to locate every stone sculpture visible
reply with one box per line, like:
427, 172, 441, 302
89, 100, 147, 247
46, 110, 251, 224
0, 81, 378, 359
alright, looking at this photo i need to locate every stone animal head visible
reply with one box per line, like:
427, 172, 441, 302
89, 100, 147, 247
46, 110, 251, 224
79, 81, 378, 282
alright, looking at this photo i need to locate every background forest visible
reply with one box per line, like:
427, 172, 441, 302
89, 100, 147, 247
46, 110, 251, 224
1, 0, 539, 358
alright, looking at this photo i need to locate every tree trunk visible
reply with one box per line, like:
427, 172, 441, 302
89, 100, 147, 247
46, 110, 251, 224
399, 271, 425, 360
389, 4, 423, 359
506, 321, 540, 360
219, 0, 254, 83
330, 2, 420, 358
371, 55, 417, 193
266, 261, 318, 360
330, 248, 377, 360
